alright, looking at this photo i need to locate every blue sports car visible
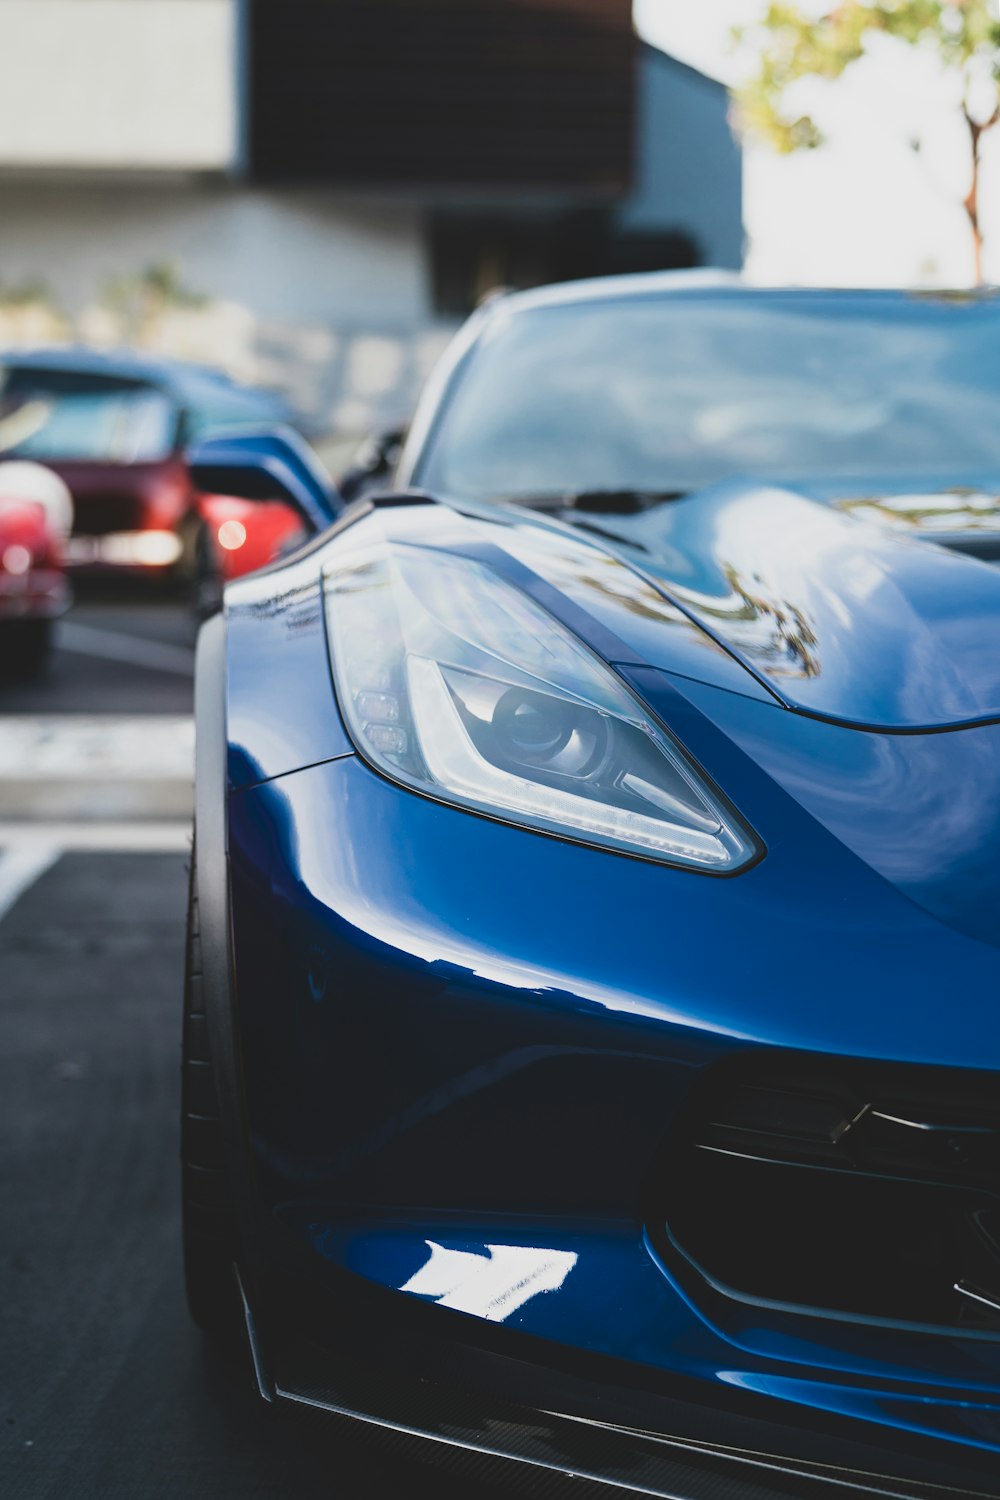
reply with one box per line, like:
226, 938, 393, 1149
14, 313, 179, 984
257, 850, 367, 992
184, 276, 1000, 1498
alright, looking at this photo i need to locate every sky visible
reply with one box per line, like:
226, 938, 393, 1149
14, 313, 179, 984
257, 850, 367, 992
634, 0, 1000, 286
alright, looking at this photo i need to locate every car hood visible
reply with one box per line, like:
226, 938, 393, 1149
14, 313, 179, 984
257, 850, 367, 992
230, 496, 1000, 951
548, 479, 1000, 731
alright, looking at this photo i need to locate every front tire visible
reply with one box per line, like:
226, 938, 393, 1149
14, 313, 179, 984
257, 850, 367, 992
0, 618, 52, 680
192, 523, 224, 620
180, 843, 242, 1343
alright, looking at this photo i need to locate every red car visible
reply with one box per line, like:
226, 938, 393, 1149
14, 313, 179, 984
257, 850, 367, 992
0, 460, 72, 677
0, 350, 295, 584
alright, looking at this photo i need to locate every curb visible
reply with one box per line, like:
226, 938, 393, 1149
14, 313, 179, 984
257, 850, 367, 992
0, 715, 194, 822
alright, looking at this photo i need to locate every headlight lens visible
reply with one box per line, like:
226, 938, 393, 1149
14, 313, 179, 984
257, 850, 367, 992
324, 543, 758, 872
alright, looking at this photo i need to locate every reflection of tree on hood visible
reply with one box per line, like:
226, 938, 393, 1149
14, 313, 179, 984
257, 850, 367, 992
839, 487, 1000, 535
672, 561, 821, 681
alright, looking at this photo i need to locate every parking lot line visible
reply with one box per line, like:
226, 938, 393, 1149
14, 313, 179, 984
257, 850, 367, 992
0, 842, 60, 921
0, 828, 191, 852
0, 821, 191, 852
57, 621, 196, 677
0, 823, 191, 921
0, 716, 195, 820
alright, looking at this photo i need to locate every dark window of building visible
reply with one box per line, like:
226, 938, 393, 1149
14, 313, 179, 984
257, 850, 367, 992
248, 0, 634, 192
428, 210, 700, 317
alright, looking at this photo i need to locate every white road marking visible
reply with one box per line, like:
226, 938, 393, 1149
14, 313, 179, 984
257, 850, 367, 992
0, 821, 190, 852
57, 621, 195, 677
0, 716, 194, 779
0, 821, 190, 923
0, 842, 60, 921
0, 716, 194, 820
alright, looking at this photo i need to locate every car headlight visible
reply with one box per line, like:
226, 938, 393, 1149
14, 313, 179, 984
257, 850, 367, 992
324, 543, 759, 872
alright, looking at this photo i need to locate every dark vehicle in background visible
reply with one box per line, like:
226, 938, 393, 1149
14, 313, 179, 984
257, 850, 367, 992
0, 349, 295, 584
186, 426, 339, 615
336, 424, 407, 504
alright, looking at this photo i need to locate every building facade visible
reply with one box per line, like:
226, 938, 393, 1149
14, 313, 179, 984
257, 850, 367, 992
0, 0, 742, 437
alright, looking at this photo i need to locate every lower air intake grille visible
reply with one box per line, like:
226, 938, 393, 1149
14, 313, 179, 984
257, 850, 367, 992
74, 494, 144, 535
652, 1060, 1000, 1336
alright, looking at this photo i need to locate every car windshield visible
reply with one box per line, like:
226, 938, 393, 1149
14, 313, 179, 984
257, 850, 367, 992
417, 292, 1000, 503
0, 367, 177, 463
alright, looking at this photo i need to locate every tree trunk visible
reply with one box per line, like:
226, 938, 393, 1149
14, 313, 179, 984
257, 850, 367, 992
963, 110, 985, 286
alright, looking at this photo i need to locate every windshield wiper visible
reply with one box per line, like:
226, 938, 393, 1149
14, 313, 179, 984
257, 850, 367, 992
559, 488, 689, 513
488, 488, 690, 550
495, 487, 689, 515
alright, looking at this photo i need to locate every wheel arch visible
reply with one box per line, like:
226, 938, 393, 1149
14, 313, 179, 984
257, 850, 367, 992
193, 613, 268, 1327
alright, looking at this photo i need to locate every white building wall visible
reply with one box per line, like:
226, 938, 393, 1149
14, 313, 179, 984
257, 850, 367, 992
0, 181, 441, 433
0, 0, 236, 170
0, 182, 431, 325
0, 14, 744, 435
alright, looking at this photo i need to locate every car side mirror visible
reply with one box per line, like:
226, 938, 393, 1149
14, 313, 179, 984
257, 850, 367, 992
186, 426, 344, 535
338, 424, 407, 503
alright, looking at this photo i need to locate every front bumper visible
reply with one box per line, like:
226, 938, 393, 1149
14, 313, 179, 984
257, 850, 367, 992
226, 746, 1000, 1489
258, 1277, 1000, 1499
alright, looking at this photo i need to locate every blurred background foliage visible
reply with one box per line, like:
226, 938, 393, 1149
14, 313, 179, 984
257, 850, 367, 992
735, 2, 1000, 279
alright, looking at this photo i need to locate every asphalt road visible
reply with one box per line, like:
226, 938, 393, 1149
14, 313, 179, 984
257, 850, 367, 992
0, 848, 521, 1500
0, 593, 514, 1499
1, 593, 195, 716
